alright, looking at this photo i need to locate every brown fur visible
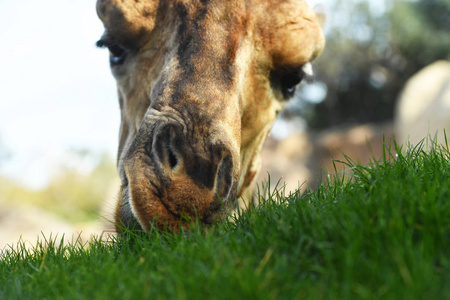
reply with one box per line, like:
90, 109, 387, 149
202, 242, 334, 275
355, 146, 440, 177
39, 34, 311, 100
97, 0, 325, 232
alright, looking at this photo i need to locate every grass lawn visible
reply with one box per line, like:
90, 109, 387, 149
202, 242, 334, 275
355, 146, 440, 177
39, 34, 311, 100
1, 140, 449, 299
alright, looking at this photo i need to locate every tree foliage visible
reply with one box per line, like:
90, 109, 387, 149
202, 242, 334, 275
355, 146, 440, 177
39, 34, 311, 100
294, 0, 450, 129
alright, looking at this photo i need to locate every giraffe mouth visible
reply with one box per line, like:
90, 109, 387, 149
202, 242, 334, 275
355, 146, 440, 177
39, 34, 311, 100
118, 163, 183, 231
120, 159, 228, 232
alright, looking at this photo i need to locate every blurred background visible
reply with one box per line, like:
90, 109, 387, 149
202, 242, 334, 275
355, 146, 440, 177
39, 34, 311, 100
0, 0, 449, 248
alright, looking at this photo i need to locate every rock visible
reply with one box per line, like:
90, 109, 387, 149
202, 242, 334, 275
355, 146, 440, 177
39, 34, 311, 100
395, 60, 450, 146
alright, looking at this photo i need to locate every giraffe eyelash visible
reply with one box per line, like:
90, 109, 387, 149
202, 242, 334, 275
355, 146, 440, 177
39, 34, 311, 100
301, 63, 315, 82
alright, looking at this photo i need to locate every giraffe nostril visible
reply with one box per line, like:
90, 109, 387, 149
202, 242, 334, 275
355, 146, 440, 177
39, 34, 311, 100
152, 125, 182, 171
167, 144, 178, 169
215, 153, 233, 201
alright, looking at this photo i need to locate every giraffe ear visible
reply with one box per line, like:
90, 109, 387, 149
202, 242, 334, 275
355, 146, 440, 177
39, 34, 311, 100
313, 4, 327, 29
96, 0, 159, 49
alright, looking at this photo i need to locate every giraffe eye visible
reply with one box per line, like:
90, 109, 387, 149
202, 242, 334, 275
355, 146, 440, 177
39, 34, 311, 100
280, 71, 304, 98
276, 63, 314, 99
107, 44, 127, 65
96, 38, 127, 65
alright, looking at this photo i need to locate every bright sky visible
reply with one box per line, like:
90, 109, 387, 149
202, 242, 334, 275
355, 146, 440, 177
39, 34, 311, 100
0, 0, 381, 189
0, 0, 118, 188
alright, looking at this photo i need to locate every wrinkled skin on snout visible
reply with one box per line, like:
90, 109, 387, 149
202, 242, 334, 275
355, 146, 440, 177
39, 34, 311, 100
96, 0, 325, 232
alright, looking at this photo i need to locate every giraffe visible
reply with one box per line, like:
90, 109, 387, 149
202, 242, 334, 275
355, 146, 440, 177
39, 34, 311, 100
96, 0, 325, 232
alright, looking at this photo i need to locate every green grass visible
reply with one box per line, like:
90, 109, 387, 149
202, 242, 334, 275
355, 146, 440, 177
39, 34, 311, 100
1, 140, 449, 299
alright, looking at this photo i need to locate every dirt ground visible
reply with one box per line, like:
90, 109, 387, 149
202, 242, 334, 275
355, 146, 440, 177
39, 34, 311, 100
0, 201, 113, 251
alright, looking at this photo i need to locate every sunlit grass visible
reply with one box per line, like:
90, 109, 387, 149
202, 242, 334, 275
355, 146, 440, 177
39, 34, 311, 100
1, 139, 449, 299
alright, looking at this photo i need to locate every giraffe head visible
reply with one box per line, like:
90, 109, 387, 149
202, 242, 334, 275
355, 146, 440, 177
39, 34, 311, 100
96, 0, 325, 231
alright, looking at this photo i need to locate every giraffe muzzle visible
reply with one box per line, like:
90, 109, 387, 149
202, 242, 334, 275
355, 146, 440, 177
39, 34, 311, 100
122, 122, 237, 231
